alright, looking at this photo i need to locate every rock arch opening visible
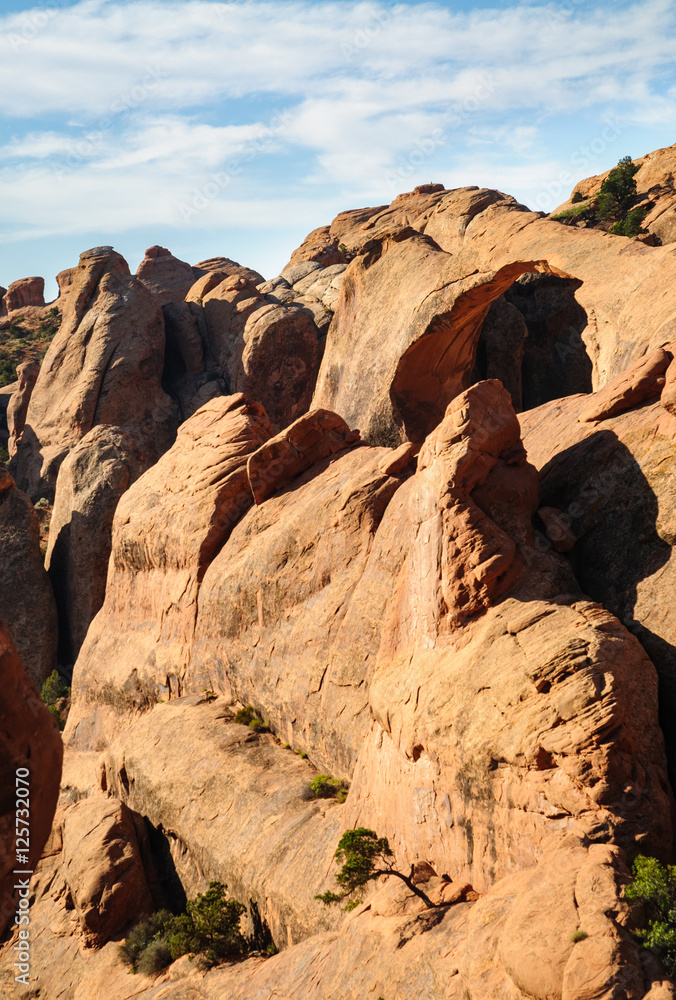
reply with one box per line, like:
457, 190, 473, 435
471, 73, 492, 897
390, 260, 581, 442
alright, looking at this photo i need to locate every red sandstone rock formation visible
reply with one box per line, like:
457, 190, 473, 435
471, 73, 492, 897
0, 616, 62, 936
6, 359, 40, 457
11, 246, 177, 500
4, 276, 45, 313
45, 425, 149, 665
136, 245, 195, 306
0, 467, 57, 686
65, 393, 272, 747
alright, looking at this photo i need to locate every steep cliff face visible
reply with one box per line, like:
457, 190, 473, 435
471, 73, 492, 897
3, 174, 676, 1000
11, 246, 177, 501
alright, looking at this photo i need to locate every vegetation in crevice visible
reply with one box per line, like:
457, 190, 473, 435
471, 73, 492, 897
40, 669, 71, 731
119, 881, 247, 976
0, 307, 61, 388
625, 854, 676, 975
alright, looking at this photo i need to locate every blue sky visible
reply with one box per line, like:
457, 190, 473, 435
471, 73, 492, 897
1, 0, 675, 299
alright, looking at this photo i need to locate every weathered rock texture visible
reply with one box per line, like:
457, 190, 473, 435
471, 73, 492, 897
4, 276, 45, 313
201, 275, 321, 429
190, 438, 404, 775
337, 382, 672, 891
65, 394, 272, 748
0, 616, 62, 936
0, 466, 57, 686
520, 362, 676, 779
6, 359, 40, 458
11, 246, 177, 500
312, 225, 566, 446
61, 795, 153, 947
135, 245, 194, 306
102, 695, 342, 947
45, 425, 149, 665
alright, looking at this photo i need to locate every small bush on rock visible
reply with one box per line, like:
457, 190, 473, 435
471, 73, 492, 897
571, 191, 584, 203
626, 855, 676, 974
136, 938, 173, 976
597, 155, 640, 220
119, 883, 246, 973
40, 669, 71, 731
118, 909, 173, 969
308, 774, 349, 803
234, 705, 270, 733
316, 828, 435, 911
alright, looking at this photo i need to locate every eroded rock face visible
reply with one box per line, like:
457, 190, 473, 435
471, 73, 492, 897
0, 467, 57, 686
102, 695, 341, 948
520, 379, 676, 781
4, 276, 45, 313
11, 247, 177, 500
339, 381, 671, 890
65, 394, 272, 748
191, 440, 404, 774
45, 425, 149, 665
471, 296, 527, 410
0, 616, 62, 936
312, 226, 559, 446
6, 359, 40, 458
135, 245, 194, 306
201, 275, 321, 430
61, 795, 153, 948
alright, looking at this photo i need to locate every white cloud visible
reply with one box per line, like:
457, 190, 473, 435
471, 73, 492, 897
0, 0, 675, 285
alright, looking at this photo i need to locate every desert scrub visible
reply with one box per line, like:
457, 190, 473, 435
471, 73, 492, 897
551, 202, 590, 220
307, 774, 349, 803
119, 882, 247, 975
316, 828, 435, 911
570, 929, 588, 943
625, 854, 676, 974
0, 307, 61, 388
234, 704, 270, 733
40, 669, 71, 731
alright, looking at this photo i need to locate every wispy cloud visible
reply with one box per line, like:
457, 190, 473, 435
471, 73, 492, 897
0, 0, 675, 288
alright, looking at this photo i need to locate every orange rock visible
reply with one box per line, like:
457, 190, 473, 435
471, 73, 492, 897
247, 408, 359, 504
12, 247, 177, 500
61, 795, 153, 948
578, 347, 672, 422
135, 244, 194, 305
6, 359, 39, 457
0, 616, 62, 936
65, 393, 272, 747
4, 275, 44, 312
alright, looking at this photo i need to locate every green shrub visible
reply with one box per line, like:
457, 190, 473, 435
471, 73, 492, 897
120, 883, 247, 973
234, 705, 270, 733
166, 881, 246, 965
41, 669, 70, 706
551, 203, 590, 221
597, 155, 640, 220
571, 191, 584, 204
136, 938, 173, 976
308, 774, 349, 803
571, 929, 588, 943
626, 855, 676, 974
610, 207, 647, 237
316, 828, 435, 911
0, 444, 8, 465
118, 909, 173, 969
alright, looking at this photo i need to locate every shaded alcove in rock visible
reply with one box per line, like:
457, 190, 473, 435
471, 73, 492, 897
471, 275, 592, 412
505, 273, 592, 409
537, 429, 676, 782
389, 260, 577, 443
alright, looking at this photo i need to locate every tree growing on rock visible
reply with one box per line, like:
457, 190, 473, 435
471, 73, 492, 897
316, 828, 435, 911
597, 155, 640, 221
